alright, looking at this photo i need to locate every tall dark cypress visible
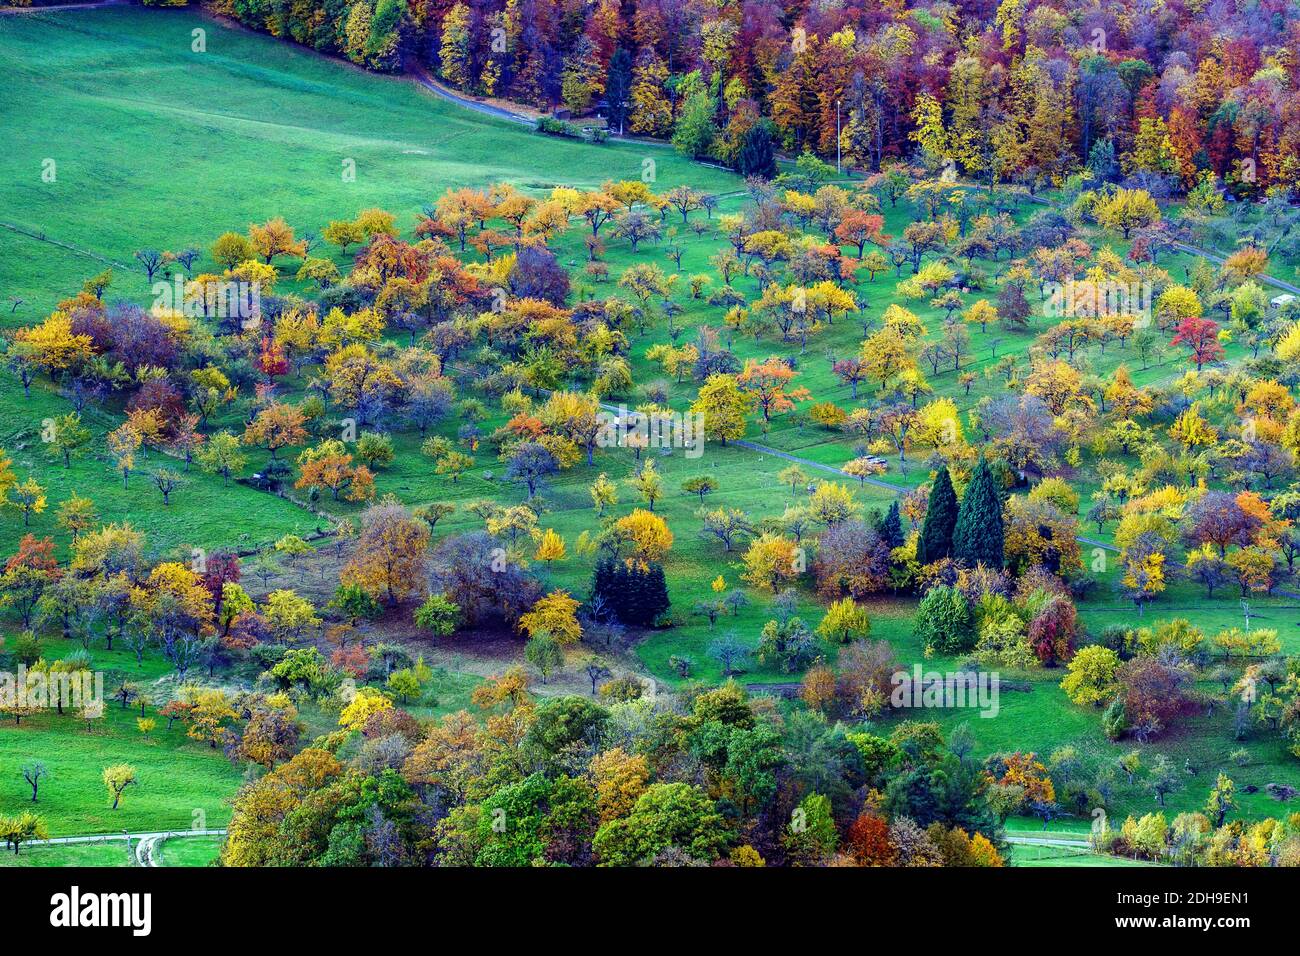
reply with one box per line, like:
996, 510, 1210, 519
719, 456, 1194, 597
878, 500, 905, 549
642, 562, 670, 624
591, 556, 670, 626
737, 124, 777, 179
917, 466, 958, 564
953, 458, 1005, 570
605, 48, 634, 134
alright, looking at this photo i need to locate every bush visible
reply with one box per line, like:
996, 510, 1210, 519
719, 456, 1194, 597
536, 117, 581, 139
913, 586, 975, 654
1101, 697, 1129, 740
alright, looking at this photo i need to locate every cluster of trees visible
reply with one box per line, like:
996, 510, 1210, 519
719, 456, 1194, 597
1059, 613, 1300, 752
1096, 779, 1300, 866
220, 675, 1007, 866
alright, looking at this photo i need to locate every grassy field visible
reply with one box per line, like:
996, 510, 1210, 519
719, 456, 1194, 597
0, 839, 134, 867
0, 6, 737, 318
2, 4, 1300, 865
0, 699, 244, 836
1007, 843, 1156, 867
156, 833, 222, 866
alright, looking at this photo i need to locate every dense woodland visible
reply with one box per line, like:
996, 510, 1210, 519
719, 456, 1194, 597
199, 0, 1300, 198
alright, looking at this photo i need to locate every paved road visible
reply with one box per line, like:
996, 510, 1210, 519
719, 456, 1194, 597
1005, 833, 1092, 848
31, 828, 227, 867
0, 0, 125, 15
409, 67, 536, 127
731, 438, 907, 494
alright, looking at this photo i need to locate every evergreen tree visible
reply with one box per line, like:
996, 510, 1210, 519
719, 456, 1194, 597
878, 500, 904, 549
592, 557, 670, 626
953, 458, 1005, 570
913, 585, 975, 653
605, 48, 634, 134
917, 466, 958, 564
737, 123, 777, 179
639, 562, 670, 625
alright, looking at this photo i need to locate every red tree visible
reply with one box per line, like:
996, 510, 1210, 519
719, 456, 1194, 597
1170, 316, 1223, 370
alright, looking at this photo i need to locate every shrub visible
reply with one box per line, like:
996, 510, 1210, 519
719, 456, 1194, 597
913, 585, 975, 654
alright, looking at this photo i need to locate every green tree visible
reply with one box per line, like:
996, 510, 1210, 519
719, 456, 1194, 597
1205, 772, 1235, 827
413, 593, 460, 636
737, 123, 777, 179
953, 458, 1004, 570
917, 465, 958, 564
591, 782, 727, 865
913, 585, 975, 654
46, 413, 91, 468
525, 634, 563, 683
672, 90, 718, 160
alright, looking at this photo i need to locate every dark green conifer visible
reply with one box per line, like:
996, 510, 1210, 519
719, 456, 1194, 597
917, 466, 958, 564
953, 458, 1005, 570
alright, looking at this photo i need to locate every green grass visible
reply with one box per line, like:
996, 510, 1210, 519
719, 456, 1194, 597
0, 371, 322, 556
156, 833, 223, 866
1007, 843, 1156, 867
3, 3, 1300, 850
0, 6, 737, 317
0, 700, 244, 837
0, 839, 134, 867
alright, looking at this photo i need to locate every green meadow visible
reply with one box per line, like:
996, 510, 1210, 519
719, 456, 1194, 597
0, 5, 1297, 864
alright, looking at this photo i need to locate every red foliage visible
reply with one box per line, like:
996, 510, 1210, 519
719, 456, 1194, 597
126, 378, 187, 437
331, 644, 369, 678
846, 812, 896, 866
6, 534, 59, 573
1027, 595, 1077, 666
202, 552, 241, 612
258, 337, 290, 379
1170, 316, 1224, 370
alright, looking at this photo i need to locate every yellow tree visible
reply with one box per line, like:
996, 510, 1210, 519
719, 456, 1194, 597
741, 533, 801, 592
102, 764, 138, 810
1094, 188, 1160, 239
248, 217, 307, 264
859, 326, 916, 392
613, 509, 673, 564
534, 528, 566, 564
628, 459, 664, 511
691, 374, 753, 445
590, 473, 618, 514
588, 748, 649, 822
7, 477, 46, 527
11, 315, 93, 380
518, 590, 582, 644
341, 501, 430, 605
242, 403, 308, 464
816, 597, 872, 643
339, 688, 393, 730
